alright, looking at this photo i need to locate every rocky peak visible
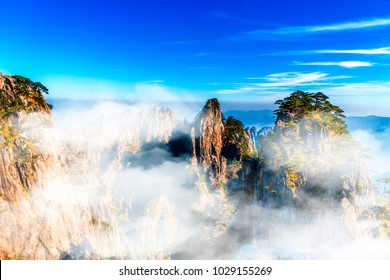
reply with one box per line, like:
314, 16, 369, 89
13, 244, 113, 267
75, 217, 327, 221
0, 73, 52, 114
192, 98, 225, 184
257, 91, 376, 239
247, 126, 272, 152
143, 107, 176, 144
190, 99, 258, 189
0, 73, 59, 201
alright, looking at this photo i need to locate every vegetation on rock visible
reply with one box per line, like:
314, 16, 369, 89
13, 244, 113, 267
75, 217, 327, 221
274, 90, 347, 135
222, 116, 253, 161
0, 73, 54, 200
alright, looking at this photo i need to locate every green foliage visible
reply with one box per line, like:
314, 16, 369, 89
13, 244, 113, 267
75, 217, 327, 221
341, 174, 351, 181
12, 75, 49, 94
0, 121, 19, 147
226, 158, 242, 181
257, 90, 362, 201
0, 75, 46, 184
262, 134, 284, 169
223, 116, 252, 161
356, 183, 364, 191
224, 116, 246, 143
274, 90, 347, 134
0, 92, 26, 118
0, 75, 52, 117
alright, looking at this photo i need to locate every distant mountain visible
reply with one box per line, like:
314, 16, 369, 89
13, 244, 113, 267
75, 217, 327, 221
224, 110, 274, 129
347, 116, 390, 152
224, 110, 390, 134
346, 116, 390, 133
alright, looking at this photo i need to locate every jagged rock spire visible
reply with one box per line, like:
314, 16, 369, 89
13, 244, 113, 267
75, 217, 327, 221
192, 98, 225, 184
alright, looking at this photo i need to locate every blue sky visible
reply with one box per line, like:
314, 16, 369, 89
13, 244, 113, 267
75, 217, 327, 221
1, 0, 390, 115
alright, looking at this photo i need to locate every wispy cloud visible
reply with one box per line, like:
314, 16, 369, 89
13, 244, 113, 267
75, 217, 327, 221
322, 81, 390, 96
258, 72, 328, 87
217, 72, 348, 95
267, 47, 390, 56
295, 61, 375, 68
315, 47, 390, 55
140, 80, 165, 84
246, 17, 390, 37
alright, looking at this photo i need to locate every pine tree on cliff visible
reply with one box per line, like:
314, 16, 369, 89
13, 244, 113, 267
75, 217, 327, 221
274, 90, 347, 135
256, 90, 377, 239
259, 90, 373, 201
0, 73, 54, 201
222, 116, 252, 161
0, 74, 52, 117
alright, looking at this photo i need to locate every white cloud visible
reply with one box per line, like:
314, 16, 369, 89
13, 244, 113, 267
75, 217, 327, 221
303, 18, 390, 32
295, 61, 374, 68
43, 75, 198, 102
320, 81, 390, 96
259, 72, 328, 87
215, 73, 390, 116
266, 47, 390, 56
309, 81, 390, 116
44, 76, 201, 121
140, 80, 165, 84
315, 47, 390, 55
247, 17, 390, 36
217, 87, 261, 95
217, 72, 339, 95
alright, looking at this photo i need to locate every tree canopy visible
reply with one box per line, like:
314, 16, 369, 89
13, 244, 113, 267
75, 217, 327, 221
222, 116, 252, 160
274, 90, 347, 134
1, 75, 52, 117
12, 75, 49, 94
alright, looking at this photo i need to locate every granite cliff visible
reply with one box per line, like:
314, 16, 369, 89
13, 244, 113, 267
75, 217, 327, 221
0, 73, 61, 201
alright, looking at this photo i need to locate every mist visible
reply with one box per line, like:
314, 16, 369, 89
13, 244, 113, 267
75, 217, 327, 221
1, 91, 389, 260
351, 129, 390, 175
1, 96, 235, 259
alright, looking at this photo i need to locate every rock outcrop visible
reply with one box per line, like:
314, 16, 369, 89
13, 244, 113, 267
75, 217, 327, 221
190, 98, 256, 188
0, 74, 61, 201
247, 126, 272, 152
0, 74, 68, 259
256, 91, 376, 239
192, 98, 226, 185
